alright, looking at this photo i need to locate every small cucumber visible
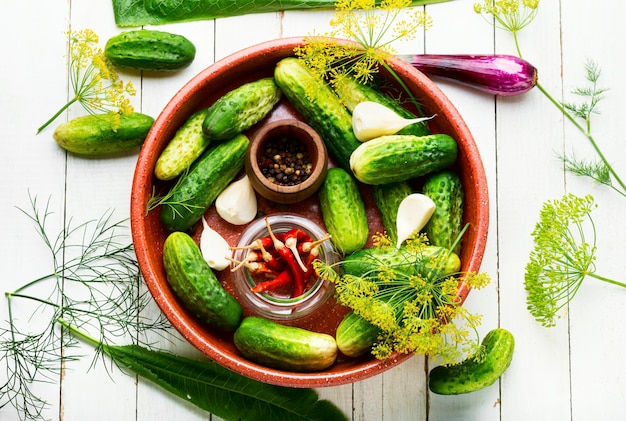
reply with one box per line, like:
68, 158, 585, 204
233, 316, 338, 372
335, 311, 381, 358
422, 170, 465, 255
350, 134, 458, 185
53, 112, 154, 156
160, 134, 249, 232
372, 181, 413, 245
341, 245, 461, 279
333, 75, 431, 137
154, 108, 210, 181
318, 167, 369, 254
162, 231, 243, 332
105, 29, 196, 72
274, 57, 361, 173
429, 328, 515, 395
201, 77, 282, 141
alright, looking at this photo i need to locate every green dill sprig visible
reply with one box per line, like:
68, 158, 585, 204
315, 233, 490, 364
1, 194, 170, 420
524, 193, 626, 327
294, 0, 432, 109
474, 0, 626, 198
37, 29, 136, 134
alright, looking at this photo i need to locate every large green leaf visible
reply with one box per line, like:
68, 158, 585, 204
113, 0, 454, 27
63, 321, 347, 421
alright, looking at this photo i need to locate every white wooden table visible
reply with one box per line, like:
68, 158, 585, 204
2, 1, 626, 420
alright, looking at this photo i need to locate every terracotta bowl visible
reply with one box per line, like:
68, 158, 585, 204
245, 119, 328, 204
130, 37, 489, 388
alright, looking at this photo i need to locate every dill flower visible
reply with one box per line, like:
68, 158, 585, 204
294, 0, 432, 85
316, 235, 490, 364
37, 29, 136, 133
524, 193, 626, 327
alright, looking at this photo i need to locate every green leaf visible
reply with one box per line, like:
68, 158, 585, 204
112, 0, 455, 27
61, 319, 348, 421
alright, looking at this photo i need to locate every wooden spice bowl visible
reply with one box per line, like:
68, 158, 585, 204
245, 119, 328, 204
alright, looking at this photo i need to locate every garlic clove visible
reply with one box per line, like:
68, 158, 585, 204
352, 101, 436, 142
396, 193, 436, 248
215, 175, 257, 225
200, 216, 231, 271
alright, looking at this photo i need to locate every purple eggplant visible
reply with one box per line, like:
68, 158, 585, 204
398, 54, 538, 96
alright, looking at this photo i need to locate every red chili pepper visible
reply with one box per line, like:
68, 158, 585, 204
228, 257, 278, 277
250, 269, 293, 293
265, 218, 306, 297
284, 229, 309, 273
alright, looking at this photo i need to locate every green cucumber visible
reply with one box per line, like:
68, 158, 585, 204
155, 108, 210, 181
372, 181, 413, 245
160, 134, 249, 232
53, 112, 154, 156
422, 170, 465, 255
333, 75, 431, 137
105, 29, 196, 72
201, 77, 282, 141
341, 245, 461, 279
350, 134, 458, 185
274, 57, 361, 173
429, 328, 515, 395
335, 311, 381, 358
318, 167, 369, 255
163, 231, 243, 332
233, 316, 338, 372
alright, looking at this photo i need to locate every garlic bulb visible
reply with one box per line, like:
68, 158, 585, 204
351, 101, 435, 142
215, 175, 257, 225
200, 216, 231, 271
396, 193, 436, 248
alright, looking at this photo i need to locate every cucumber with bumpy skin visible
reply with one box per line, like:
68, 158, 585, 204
163, 231, 243, 332
429, 328, 515, 395
318, 167, 369, 255
155, 108, 210, 181
335, 311, 381, 358
372, 181, 413, 245
53, 112, 154, 156
201, 77, 281, 141
422, 170, 465, 255
234, 316, 338, 372
160, 133, 249, 232
274, 57, 361, 173
105, 29, 196, 72
350, 134, 458, 185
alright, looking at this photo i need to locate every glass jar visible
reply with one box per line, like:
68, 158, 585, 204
231, 213, 338, 321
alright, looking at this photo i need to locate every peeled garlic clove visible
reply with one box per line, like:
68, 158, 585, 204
352, 101, 435, 142
215, 175, 257, 225
200, 216, 231, 271
396, 193, 436, 248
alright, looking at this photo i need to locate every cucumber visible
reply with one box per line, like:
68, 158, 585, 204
155, 108, 210, 181
233, 316, 338, 372
160, 134, 249, 232
318, 167, 369, 254
53, 112, 154, 156
335, 311, 381, 358
333, 75, 431, 137
429, 328, 515, 395
105, 29, 196, 72
422, 170, 465, 255
372, 181, 413, 245
341, 245, 461, 279
201, 77, 282, 141
274, 57, 361, 173
163, 231, 243, 332
349, 134, 458, 185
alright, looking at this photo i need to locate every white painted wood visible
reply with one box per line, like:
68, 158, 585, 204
2, 0, 626, 420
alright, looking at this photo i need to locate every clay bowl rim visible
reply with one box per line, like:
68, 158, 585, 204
246, 118, 328, 200
130, 36, 489, 388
